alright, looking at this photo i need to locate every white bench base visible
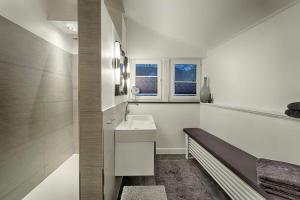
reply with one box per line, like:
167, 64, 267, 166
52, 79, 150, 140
186, 135, 266, 200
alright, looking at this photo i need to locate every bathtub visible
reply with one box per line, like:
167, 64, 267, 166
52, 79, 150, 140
23, 154, 79, 200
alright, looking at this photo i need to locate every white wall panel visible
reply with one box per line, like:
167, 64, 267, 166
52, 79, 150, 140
201, 2, 300, 165
129, 103, 200, 154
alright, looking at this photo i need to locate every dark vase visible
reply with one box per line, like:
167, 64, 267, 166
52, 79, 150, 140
200, 77, 212, 103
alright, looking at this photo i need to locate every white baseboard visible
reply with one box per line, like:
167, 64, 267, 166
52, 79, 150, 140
156, 148, 185, 154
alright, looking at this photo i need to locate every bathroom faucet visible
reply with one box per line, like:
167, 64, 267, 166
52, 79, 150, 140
125, 102, 130, 121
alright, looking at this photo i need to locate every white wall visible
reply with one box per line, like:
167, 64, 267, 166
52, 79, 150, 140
124, 0, 296, 58
129, 103, 200, 154
0, 0, 74, 53
201, 105, 300, 165
127, 7, 201, 153
102, 1, 128, 111
127, 59, 200, 153
102, 2, 127, 199
201, 2, 300, 165
203, 2, 300, 112
127, 19, 205, 58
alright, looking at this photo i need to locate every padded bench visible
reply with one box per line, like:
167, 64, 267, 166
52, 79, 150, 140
184, 128, 273, 200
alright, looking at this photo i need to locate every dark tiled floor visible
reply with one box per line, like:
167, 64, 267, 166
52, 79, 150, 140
118, 155, 230, 200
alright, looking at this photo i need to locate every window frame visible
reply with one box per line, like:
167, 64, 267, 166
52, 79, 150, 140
130, 59, 162, 100
169, 58, 201, 102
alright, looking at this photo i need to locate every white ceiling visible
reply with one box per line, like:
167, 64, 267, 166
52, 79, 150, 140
123, 0, 296, 57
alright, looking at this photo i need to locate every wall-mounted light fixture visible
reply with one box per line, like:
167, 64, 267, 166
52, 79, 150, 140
123, 56, 130, 95
114, 41, 121, 95
114, 41, 121, 60
113, 41, 130, 96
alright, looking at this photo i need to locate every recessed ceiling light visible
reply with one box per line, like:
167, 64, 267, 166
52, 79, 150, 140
66, 23, 77, 32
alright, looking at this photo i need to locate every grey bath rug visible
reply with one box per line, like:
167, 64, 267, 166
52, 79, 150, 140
121, 186, 167, 200
155, 159, 229, 200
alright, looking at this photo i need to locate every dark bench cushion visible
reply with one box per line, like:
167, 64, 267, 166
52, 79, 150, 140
184, 128, 271, 199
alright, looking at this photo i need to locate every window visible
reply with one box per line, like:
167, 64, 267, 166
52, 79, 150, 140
170, 59, 200, 101
130, 58, 200, 102
136, 64, 158, 96
174, 64, 197, 96
131, 60, 162, 100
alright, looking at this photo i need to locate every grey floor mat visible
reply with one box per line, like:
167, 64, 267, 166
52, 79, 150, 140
121, 186, 167, 200
119, 155, 230, 200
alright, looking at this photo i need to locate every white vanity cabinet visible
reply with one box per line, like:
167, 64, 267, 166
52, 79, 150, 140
114, 115, 157, 176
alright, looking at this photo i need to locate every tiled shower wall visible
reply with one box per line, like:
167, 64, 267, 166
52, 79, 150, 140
72, 55, 79, 153
0, 16, 76, 199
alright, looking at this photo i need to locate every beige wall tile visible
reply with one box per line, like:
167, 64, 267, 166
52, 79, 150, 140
79, 65, 101, 112
0, 103, 45, 154
72, 55, 79, 90
73, 100, 79, 123
72, 54, 79, 154
78, 0, 104, 199
0, 62, 45, 106
0, 17, 72, 76
44, 125, 74, 176
0, 15, 76, 199
45, 46, 72, 75
0, 17, 49, 71
80, 112, 103, 168
80, 166, 103, 200
113, 102, 127, 125
43, 73, 73, 102
73, 122, 79, 154
0, 138, 45, 198
1, 169, 45, 200
44, 101, 73, 133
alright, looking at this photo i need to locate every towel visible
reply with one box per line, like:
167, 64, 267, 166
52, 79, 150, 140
269, 194, 294, 200
257, 159, 300, 189
257, 159, 300, 199
259, 178, 300, 193
259, 179, 300, 199
285, 109, 300, 119
262, 186, 300, 200
287, 102, 300, 111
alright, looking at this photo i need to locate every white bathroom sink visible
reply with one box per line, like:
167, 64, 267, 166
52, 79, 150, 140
115, 115, 157, 142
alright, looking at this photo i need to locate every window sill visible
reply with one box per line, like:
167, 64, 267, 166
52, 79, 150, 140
128, 101, 200, 104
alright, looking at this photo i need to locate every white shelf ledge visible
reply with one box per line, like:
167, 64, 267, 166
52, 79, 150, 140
201, 103, 300, 122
